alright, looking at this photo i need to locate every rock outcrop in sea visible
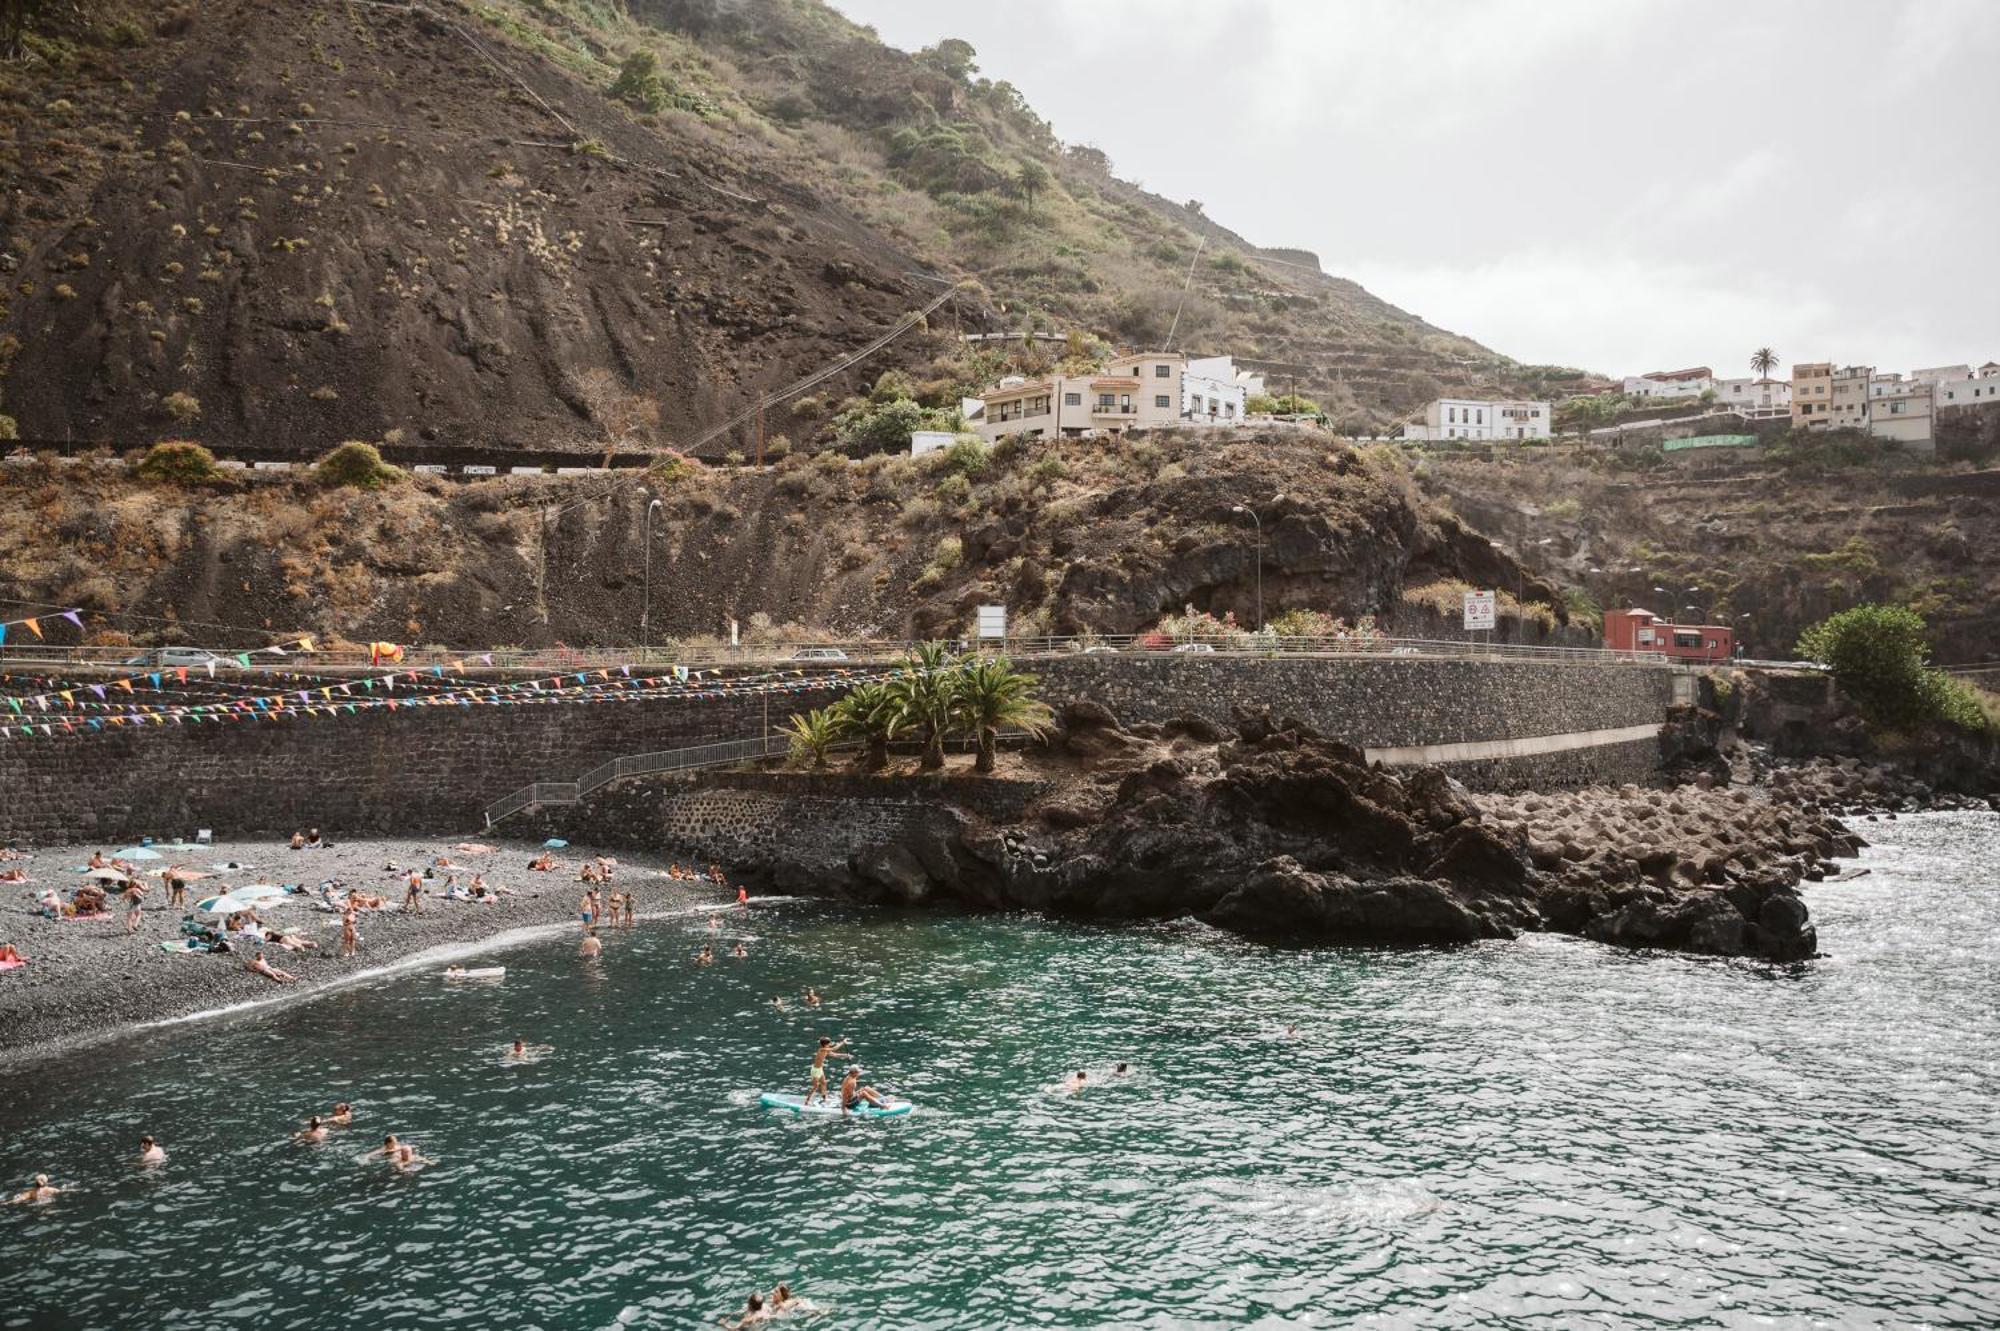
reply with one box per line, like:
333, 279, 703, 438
805, 704, 1858, 962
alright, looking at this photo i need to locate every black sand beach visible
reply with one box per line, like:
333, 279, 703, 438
0, 836, 737, 1066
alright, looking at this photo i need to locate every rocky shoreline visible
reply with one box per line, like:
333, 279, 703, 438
767, 704, 1912, 963
0, 837, 737, 1067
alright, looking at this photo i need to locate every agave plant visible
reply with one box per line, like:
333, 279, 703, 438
952, 656, 1053, 773
781, 707, 838, 769
830, 680, 897, 772
887, 640, 958, 770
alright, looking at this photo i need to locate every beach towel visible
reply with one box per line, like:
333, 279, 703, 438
0, 958, 25, 971
63, 912, 111, 923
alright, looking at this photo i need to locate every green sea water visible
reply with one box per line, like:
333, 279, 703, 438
2, 813, 1997, 1329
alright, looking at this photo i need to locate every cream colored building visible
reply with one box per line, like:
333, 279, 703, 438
974, 352, 1187, 443
1792, 362, 1873, 431
1869, 378, 1935, 447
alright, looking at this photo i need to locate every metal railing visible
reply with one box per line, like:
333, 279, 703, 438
0, 634, 1670, 674
482, 734, 785, 827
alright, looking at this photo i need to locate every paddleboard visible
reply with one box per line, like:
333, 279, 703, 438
758, 1092, 912, 1118
443, 967, 506, 980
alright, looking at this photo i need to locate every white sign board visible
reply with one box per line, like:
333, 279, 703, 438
462, 464, 497, 476
1463, 590, 1496, 631
976, 605, 1007, 640
413, 464, 447, 474
910, 430, 955, 457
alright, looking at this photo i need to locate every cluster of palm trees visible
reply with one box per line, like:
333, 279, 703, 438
782, 643, 1053, 775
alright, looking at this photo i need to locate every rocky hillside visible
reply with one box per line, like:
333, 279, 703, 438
0, 432, 1562, 650
0, 0, 1564, 457
1419, 443, 2000, 663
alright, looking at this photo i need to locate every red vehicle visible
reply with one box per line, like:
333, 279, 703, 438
1604, 608, 1733, 662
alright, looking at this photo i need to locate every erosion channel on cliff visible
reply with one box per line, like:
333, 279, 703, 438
742, 704, 1867, 963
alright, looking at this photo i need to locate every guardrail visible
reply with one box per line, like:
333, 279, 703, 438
0, 635, 1670, 674
483, 734, 786, 826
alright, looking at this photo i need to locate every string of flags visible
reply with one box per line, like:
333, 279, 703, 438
0, 608, 84, 646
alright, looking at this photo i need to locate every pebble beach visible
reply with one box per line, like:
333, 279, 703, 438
0, 836, 738, 1066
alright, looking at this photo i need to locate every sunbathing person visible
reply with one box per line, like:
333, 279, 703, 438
0, 866, 26, 884
0, 943, 24, 965
528, 853, 556, 872
247, 950, 299, 983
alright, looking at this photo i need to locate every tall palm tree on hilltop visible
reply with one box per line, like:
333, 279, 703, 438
1750, 347, 1778, 381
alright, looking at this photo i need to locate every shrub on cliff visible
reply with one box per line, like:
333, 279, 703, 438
134, 440, 221, 485
1797, 604, 1992, 733
315, 441, 402, 490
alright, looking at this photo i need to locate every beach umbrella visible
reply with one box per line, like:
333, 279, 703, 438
116, 847, 165, 861
195, 893, 263, 915
233, 883, 287, 902
81, 867, 130, 882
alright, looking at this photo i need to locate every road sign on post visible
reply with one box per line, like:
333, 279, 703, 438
1463, 590, 1496, 632
976, 605, 1007, 642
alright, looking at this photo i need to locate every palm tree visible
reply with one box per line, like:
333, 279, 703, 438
887, 641, 958, 771
781, 707, 838, 769
830, 681, 897, 772
1750, 347, 1778, 381
953, 656, 1053, 773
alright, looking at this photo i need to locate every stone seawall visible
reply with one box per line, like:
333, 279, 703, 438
1032, 656, 1674, 748
0, 656, 1675, 845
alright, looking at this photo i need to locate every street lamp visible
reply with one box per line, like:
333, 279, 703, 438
641, 496, 663, 661
1230, 493, 1284, 631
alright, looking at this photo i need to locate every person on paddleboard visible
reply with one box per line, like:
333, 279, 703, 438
840, 1065, 888, 1113
805, 1036, 851, 1105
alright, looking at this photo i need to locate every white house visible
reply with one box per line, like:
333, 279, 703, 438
1622, 367, 1714, 399
1180, 355, 1252, 425
1403, 398, 1551, 441
1868, 379, 1936, 448
1714, 377, 1791, 413
1935, 362, 2000, 408
972, 353, 1189, 444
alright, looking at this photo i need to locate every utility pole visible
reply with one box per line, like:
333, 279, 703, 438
755, 403, 766, 468
641, 496, 662, 662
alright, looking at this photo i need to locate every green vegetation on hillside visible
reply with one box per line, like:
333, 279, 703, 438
1796, 604, 1994, 734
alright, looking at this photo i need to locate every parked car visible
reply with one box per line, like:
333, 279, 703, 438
789, 647, 849, 662
121, 647, 237, 669
1171, 642, 1217, 654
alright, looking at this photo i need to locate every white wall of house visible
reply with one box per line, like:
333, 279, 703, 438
1622, 372, 1712, 399
1405, 398, 1551, 441
1186, 355, 1266, 401
1715, 377, 1791, 410
910, 431, 957, 457
1869, 382, 1936, 447
1937, 376, 2000, 407
1181, 371, 1246, 425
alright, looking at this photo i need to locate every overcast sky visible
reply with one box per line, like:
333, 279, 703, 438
833, 0, 1999, 379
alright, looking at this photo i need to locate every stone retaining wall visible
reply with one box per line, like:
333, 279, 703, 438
0, 656, 1675, 845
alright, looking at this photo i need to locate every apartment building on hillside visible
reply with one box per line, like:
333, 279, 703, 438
973, 352, 1187, 443
1935, 362, 2000, 407
1402, 397, 1551, 441
1714, 377, 1791, 414
1791, 362, 1874, 430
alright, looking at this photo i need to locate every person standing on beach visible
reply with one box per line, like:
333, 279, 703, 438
403, 870, 424, 915
340, 907, 358, 959
122, 880, 145, 935
165, 867, 188, 910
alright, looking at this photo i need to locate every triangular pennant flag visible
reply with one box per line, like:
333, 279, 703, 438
116, 678, 134, 693
298, 635, 316, 652
149, 672, 162, 690
62, 610, 83, 629
235, 653, 251, 668
22, 617, 41, 639
176, 667, 188, 684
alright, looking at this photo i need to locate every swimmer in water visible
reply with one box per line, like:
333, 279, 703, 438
1063, 1070, 1089, 1093
804, 986, 821, 1008
392, 1144, 433, 1172
719, 1292, 764, 1329
731, 941, 747, 959
138, 1135, 166, 1166
294, 1116, 327, 1144
805, 1036, 850, 1105
697, 944, 714, 966
8, 1174, 60, 1205
579, 929, 602, 959
329, 1103, 354, 1126
505, 1039, 553, 1063
707, 914, 721, 932
772, 995, 785, 1010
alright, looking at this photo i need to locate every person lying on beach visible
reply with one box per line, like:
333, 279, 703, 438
8, 1174, 61, 1205
35, 890, 61, 919
138, 1136, 166, 1166
528, 853, 556, 872
0, 866, 26, 883
0, 846, 23, 862
247, 950, 298, 984
0, 943, 24, 965
840, 1067, 888, 1112
454, 843, 495, 857
294, 1116, 328, 1144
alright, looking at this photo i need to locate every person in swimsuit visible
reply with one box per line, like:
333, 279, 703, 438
341, 907, 359, 958
579, 929, 602, 959
696, 944, 713, 965
122, 880, 145, 934
295, 1116, 327, 1143
138, 1135, 166, 1166
719, 1292, 764, 1329
839, 1066, 887, 1112
1063, 1070, 1088, 1093
247, 950, 298, 983
403, 870, 424, 915
329, 1103, 354, 1126
621, 893, 635, 928
372, 1134, 400, 1161
165, 867, 188, 910
806, 1036, 850, 1105
8, 1174, 60, 1204
731, 941, 747, 959
392, 1144, 432, 1172
736, 886, 748, 907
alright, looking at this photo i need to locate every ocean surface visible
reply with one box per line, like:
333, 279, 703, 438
2, 812, 1996, 1330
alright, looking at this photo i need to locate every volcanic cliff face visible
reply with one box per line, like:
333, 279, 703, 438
0, 0, 1560, 455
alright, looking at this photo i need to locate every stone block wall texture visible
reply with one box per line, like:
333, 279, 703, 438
1, 657, 1673, 844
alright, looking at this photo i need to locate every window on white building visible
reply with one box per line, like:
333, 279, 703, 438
1155, 395, 1171, 409
1155, 364, 1171, 377
1065, 392, 1081, 406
